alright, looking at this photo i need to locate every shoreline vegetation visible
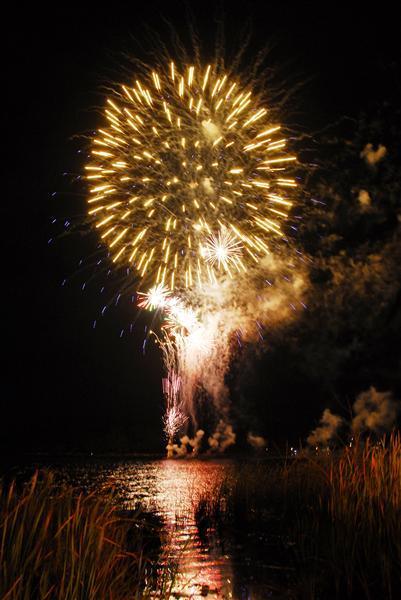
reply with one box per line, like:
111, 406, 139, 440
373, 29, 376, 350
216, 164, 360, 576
196, 433, 401, 598
0, 472, 176, 599
1, 435, 401, 599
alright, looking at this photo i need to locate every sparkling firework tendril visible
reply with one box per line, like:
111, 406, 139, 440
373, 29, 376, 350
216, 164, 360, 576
162, 372, 187, 440
86, 62, 297, 293
163, 405, 188, 440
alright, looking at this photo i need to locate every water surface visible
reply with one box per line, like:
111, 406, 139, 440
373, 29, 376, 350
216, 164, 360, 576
5, 457, 288, 599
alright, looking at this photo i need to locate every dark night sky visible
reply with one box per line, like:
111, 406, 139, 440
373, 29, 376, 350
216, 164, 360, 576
4, 2, 400, 453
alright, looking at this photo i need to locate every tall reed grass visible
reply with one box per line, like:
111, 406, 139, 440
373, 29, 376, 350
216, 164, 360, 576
195, 433, 401, 599
0, 471, 175, 599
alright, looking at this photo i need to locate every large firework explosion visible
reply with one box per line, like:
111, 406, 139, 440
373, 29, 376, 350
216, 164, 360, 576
86, 56, 306, 456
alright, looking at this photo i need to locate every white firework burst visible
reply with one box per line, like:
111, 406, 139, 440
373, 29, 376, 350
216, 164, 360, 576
202, 227, 243, 270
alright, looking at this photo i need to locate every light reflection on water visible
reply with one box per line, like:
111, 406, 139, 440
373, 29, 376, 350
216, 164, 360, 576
7, 456, 288, 598
59, 458, 236, 598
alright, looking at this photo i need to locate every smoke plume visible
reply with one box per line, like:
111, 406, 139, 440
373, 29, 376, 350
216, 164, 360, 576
307, 408, 343, 448
247, 432, 267, 449
360, 143, 387, 166
207, 420, 236, 453
167, 429, 205, 458
178, 254, 308, 429
352, 387, 400, 434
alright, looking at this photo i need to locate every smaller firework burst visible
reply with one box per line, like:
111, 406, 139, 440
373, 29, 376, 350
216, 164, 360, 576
202, 227, 243, 271
164, 303, 199, 334
137, 283, 171, 310
139, 283, 201, 335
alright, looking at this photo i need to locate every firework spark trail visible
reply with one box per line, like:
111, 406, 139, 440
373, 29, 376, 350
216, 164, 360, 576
162, 371, 187, 443
87, 59, 305, 455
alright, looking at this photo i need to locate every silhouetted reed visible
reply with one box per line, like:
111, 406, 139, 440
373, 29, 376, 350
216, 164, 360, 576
195, 433, 401, 599
0, 471, 176, 599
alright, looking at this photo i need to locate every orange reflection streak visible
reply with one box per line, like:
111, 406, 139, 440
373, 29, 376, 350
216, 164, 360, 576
103, 460, 234, 598
154, 460, 234, 598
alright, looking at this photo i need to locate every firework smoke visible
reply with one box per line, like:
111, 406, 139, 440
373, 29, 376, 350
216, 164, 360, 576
208, 420, 236, 453
307, 409, 344, 448
147, 255, 306, 454
247, 432, 267, 449
166, 429, 205, 458
360, 143, 387, 166
352, 387, 400, 434
307, 387, 400, 449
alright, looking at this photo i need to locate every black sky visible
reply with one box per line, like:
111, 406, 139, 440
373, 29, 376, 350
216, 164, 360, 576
4, 1, 400, 453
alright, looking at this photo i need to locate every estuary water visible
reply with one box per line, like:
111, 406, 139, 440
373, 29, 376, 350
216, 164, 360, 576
4, 457, 289, 599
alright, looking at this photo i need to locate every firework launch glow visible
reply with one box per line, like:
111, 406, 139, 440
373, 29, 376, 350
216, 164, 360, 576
86, 58, 306, 456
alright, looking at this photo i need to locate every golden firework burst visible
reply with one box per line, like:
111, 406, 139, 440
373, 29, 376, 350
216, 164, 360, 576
86, 62, 297, 291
